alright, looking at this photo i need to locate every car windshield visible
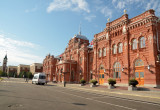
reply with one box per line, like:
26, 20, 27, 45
39, 75, 46, 79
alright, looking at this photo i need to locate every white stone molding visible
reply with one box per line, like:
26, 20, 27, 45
123, 26, 127, 34
148, 36, 152, 44
106, 33, 109, 40
124, 42, 127, 49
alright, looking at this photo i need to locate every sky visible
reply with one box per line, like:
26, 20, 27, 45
0, 0, 160, 66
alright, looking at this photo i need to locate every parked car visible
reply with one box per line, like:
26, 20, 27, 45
32, 73, 46, 85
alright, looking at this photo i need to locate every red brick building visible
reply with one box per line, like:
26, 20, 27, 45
56, 32, 92, 83
43, 9, 160, 88
43, 54, 57, 81
92, 9, 160, 87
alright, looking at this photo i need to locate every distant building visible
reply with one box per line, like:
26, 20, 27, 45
17, 64, 30, 75
2, 54, 8, 73
0, 66, 2, 71
30, 63, 43, 74
7, 66, 17, 76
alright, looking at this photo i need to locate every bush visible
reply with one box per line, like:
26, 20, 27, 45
129, 78, 138, 87
28, 72, 33, 79
90, 79, 98, 85
0, 71, 7, 77
80, 79, 86, 84
108, 78, 116, 86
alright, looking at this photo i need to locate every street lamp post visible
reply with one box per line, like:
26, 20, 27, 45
63, 72, 67, 87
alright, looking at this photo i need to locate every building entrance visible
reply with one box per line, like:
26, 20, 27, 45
134, 59, 144, 86
99, 70, 104, 85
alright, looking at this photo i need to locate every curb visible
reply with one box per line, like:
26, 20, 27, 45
49, 83, 160, 100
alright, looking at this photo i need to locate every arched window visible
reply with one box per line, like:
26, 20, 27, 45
139, 37, 145, 48
99, 64, 104, 70
118, 43, 123, 53
102, 48, 106, 56
113, 44, 117, 54
132, 39, 137, 50
113, 62, 121, 78
135, 59, 144, 66
98, 49, 102, 57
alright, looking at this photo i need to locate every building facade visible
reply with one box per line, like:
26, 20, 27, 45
7, 66, 17, 76
43, 9, 160, 88
55, 32, 94, 83
17, 64, 30, 75
30, 63, 43, 74
92, 9, 160, 87
43, 54, 57, 81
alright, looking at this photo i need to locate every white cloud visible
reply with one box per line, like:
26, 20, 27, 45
0, 34, 43, 66
101, 7, 113, 18
25, 5, 38, 13
47, 0, 90, 13
116, 1, 125, 9
146, 0, 160, 13
112, 0, 143, 10
84, 15, 96, 22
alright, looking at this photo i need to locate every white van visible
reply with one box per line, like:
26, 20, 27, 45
32, 73, 46, 85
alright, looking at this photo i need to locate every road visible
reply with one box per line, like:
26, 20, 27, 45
0, 78, 160, 110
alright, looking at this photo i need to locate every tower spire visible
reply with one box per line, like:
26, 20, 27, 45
79, 22, 81, 35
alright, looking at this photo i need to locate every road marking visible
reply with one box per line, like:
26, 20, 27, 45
55, 90, 137, 110
51, 85, 160, 107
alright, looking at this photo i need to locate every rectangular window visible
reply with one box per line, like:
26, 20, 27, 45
99, 74, 101, 78
102, 74, 104, 78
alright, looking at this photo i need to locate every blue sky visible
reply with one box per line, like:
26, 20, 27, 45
0, 0, 160, 66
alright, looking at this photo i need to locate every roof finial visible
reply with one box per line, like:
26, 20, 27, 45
107, 18, 110, 22
124, 9, 127, 14
79, 22, 81, 35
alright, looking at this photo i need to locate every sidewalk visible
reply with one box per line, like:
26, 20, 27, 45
50, 82, 160, 92
48, 82, 160, 103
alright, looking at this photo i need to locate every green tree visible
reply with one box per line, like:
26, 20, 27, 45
27, 72, 33, 79
0, 70, 3, 77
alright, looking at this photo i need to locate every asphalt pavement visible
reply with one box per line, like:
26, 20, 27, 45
0, 78, 160, 110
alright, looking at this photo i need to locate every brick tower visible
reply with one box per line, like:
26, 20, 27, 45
2, 54, 8, 73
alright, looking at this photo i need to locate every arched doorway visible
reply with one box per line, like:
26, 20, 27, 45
134, 59, 144, 86
99, 64, 104, 85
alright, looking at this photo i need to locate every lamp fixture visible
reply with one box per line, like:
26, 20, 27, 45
122, 68, 124, 72
147, 65, 150, 70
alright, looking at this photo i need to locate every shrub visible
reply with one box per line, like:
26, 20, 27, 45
28, 72, 33, 79
129, 78, 138, 87
80, 79, 86, 84
108, 78, 116, 86
90, 79, 98, 85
